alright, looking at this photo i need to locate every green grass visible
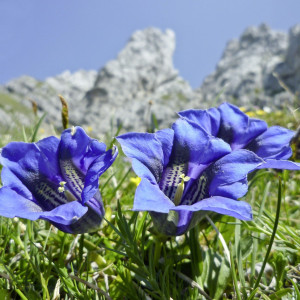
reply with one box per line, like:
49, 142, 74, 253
0, 93, 35, 138
0, 109, 299, 299
0, 93, 32, 114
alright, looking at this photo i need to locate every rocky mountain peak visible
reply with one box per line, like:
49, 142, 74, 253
1, 24, 300, 135
198, 23, 298, 109
92, 28, 178, 99
82, 27, 194, 133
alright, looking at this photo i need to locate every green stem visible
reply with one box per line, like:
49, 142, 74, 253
15, 289, 28, 300
229, 242, 242, 300
154, 237, 162, 268
252, 177, 282, 292
79, 234, 85, 269
188, 227, 203, 287
251, 181, 271, 286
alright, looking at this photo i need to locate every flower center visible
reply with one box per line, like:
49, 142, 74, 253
181, 175, 208, 206
58, 181, 67, 193
173, 174, 190, 206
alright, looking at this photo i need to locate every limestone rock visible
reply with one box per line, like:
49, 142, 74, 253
274, 24, 300, 96
2, 24, 300, 136
1, 70, 97, 127
197, 24, 290, 109
80, 28, 195, 133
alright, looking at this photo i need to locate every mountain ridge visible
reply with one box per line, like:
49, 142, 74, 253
1, 24, 299, 134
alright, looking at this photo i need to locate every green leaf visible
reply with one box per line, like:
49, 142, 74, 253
269, 288, 293, 299
0, 289, 10, 300
30, 112, 47, 143
201, 249, 231, 299
270, 252, 288, 290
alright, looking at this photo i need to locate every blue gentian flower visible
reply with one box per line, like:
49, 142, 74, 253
0, 127, 118, 234
117, 119, 264, 236
179, 103, 300, 170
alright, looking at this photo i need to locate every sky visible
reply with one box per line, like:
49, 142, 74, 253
1, 1, 300, 88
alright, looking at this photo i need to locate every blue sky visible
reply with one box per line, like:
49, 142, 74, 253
1, 1, 300, 88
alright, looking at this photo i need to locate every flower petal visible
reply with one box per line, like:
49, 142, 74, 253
1, 167, 34, 200
171, 118, 231, 178
0, 137, 62, 184
117, 132, 164, 183
82, 146, 118, 204
211, 178, 248, 200
0, 187, 43, 220
59, 127, 107, 201
0, 187, 87, 224
172, 196, 253, 221
133, 178, 175, 213
150, 210, 195, 236
41, 201, 88, 225
154, 129, 174, 167
208, 149, 264, 198
178, 107, 220, 136
59, 127, 107, 173
257, 159, 300, 170
0, 138, 68, 210
36, 136, 62, 180
218, 103, 268, 150
246, 126, 295, 160
176, 210, 194, 235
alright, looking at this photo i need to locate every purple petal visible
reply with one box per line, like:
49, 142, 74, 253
172, 196, 253, 221
208, 149, 263, 198
0, 138, 68, 210
1, 167, 34, 201
246, 126, 295, 160
59, 127, 114, 202
117, 132, 164, 183
176, 210, 194, 235
218, 103, 268, 150
211, 178, 248, 200
59, 127, 107, 173
133, 178, 174, 213
171, 118, 231, 178
55, 197, 104, 234
154, 128, 174, 167
0, 137, 62, 184
150, 209, 194, 236
0, 187, 44, 220
0, 187, 87, 225
257, 159, 300, 170
178, 107, 221, 136
40, 201, 88, 225
36, 136, 62, 180
82, 146, 118, 203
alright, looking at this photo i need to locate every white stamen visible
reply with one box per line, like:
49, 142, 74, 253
58, 181, 67, 193
71, 126, 76, 136
58, 186, 65, 193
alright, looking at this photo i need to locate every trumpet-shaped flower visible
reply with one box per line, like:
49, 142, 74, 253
0, 127, 118, 234
179, 103, 300, 170
117, 119, 263, 236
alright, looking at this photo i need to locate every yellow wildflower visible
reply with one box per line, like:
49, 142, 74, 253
255, 110, 266, 116
130, 176, 141, 187
246, 111, 255, 117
